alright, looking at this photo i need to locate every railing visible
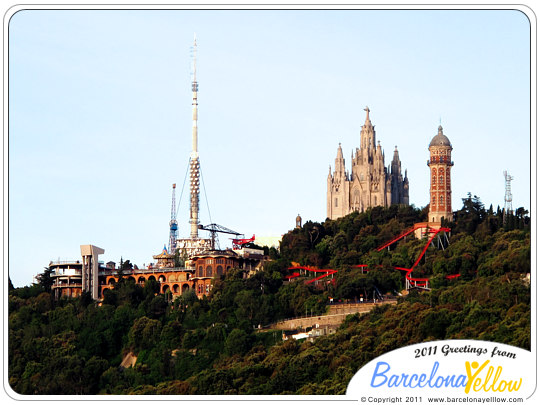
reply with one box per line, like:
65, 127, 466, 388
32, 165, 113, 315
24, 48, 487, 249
99, 267, 192, 276
266, 299, 397, 325
52, 270, 81, 276
52, 283, 82, 288
328, 298, 398, 307
49, 260, 81, 266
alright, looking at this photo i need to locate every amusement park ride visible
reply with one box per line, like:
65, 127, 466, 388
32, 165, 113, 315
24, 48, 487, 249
287, 223, 457, 291
198, 223, 255, 250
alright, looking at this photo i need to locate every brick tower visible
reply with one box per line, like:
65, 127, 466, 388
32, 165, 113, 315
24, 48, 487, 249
428, 125, 453, 223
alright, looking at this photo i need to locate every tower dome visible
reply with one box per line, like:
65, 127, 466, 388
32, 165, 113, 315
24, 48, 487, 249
429, 125, 452, 147
296, 214, 302, 229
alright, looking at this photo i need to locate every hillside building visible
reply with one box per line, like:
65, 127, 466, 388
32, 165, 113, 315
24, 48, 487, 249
327, 107, 409, 220
49, 245, 265, 300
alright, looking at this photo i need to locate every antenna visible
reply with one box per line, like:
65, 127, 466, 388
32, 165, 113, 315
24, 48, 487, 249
169, 184, 178, 254
191, 33, 198, 94
189, 34, 200, 238
503, 170, 514, 224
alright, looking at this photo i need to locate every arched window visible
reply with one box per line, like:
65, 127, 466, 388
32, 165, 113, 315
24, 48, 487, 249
439, 175, 444, 185
206, 266, 212, 277
216, 265, 223, 277
198, 266, 203, 277
440, 195, 444, 205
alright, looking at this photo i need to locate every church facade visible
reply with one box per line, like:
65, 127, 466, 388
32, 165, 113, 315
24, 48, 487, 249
327, 107, 409, 220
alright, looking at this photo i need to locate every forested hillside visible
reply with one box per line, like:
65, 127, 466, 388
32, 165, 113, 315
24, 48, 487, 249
9, 195, 530, 395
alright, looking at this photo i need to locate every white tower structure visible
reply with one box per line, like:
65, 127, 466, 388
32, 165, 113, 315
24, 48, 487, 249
176, 35, 212, 261
190, 34, 201, 239
503, 170, 514, 224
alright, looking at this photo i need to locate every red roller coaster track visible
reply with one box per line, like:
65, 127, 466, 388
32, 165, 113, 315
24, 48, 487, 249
376, 223, 428, 251
287, 266, 338, 285
286, 224, 458, 289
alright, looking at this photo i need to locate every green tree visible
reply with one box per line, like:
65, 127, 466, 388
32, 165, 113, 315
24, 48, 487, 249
224, 329, 251, 356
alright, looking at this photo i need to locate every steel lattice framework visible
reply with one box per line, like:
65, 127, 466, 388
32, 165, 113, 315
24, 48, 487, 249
503, 170, 514, 224
168, 183, 178, 254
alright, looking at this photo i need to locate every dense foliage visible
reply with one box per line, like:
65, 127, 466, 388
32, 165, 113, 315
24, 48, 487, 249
9, 195, 530, 394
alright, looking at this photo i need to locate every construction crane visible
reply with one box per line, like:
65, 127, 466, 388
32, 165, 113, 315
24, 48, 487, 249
198, 223, 243, 250
168, 184, 178, 254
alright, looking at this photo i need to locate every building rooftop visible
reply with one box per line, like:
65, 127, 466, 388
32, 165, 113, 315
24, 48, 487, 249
429, 125, 452, 148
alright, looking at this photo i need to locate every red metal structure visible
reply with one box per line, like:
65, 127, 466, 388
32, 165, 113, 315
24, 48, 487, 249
232, 235, 255, 250
287, 266, 337, 285
376, 222, 428, 251
381, 226, 451, 290
285, 224, 458, 290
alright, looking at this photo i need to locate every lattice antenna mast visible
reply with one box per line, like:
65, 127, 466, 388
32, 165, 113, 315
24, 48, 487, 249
503, 170, 514, 223
189, 34, 201, 239
169, 183, 178, 254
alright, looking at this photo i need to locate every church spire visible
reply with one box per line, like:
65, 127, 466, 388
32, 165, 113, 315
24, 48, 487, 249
334, 142, 344, 172
360, 106, 376, 150
392, 145, 400, 161
364, 106, 371, 124
391, 146, 401, 175
336, 142, 343, 159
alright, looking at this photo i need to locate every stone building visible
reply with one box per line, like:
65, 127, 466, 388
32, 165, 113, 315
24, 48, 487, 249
327, 107, 409, 220
427, 125, 453, 223
49, 244, 265, 301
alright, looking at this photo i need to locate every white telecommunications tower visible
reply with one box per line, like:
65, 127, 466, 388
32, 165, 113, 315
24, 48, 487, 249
503, 170, 514, 224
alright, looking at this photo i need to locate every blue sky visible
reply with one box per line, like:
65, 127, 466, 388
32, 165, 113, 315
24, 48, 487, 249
8, 9, 532, 287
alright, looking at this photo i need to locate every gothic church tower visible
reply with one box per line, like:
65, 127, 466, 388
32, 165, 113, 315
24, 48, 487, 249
327, 107, 409, 220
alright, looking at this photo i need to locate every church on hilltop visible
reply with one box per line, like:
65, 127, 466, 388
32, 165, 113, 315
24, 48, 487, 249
327, 107, 409, 220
